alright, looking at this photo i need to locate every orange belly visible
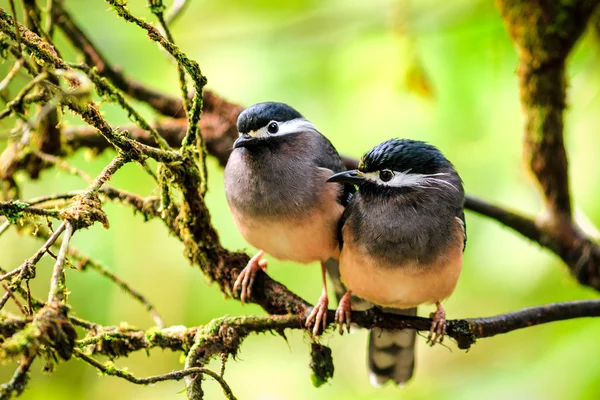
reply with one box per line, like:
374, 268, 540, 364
339, 248, 462, 308
339, 218, 464, 308
229, 178, 343, 264
232, 209, 341, 263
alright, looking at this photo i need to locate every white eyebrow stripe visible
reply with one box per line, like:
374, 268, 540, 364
246, 118, 318, 139
277, 118, 319, 135
363, 170, 459, 191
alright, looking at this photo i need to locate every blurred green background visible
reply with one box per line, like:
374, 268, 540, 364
1, 0, 600, 399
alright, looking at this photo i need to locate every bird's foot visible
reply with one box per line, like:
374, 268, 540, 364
334, 290, 353, 335
427, 302, 446, 345
233, 250, 267, 305
306, 293, 329, 336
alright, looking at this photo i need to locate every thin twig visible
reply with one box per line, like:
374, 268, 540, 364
74, 349, 237, 400
88, 155, 127, 193
0, 266, 44, 313
79, 256, 164, 328
45, 0, 57, 36
25, 280, 32, 315
32, 150, 93, 182
0, 72, 49, 121
8, 0, 22, 55
105, 0, 208, 191
0, 221, 66, 282
69, 63, 171, 151
166, 0, 189, 25
53, 5, 186, 118
70, 316, 100, 331
148, 0, 191, 114
27, 219, 164, 326
48, 221, 73, 303
0, 11, 183, 164
0, 355, 35, 398
25, 192, 81, 206
1, 283, 27, 315
0, 290, 12, 311
0, 59, 24, 92
464, 195, 541, 242
0, 221, 11, 237
137, 159, 160, 184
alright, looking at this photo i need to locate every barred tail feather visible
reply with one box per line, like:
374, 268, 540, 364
368, 307, 417, 386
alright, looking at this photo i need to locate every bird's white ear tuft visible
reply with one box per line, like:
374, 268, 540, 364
276, 118, 319, 136
363, 170, 458, 191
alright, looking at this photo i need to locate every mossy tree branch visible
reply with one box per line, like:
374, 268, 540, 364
495, 0, 600, 288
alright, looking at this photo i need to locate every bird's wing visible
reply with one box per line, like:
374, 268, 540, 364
313, 134, 356, 207
314, 135, 345, 173
456, 210, 466, 251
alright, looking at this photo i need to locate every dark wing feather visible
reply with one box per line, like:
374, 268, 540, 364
314, 134, 345, 173
337, 198, 353, 250
457, 209, 466, 251
313, 134, 356, 206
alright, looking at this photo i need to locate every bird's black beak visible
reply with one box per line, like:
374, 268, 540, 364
233, 133, 259, 149
327, 170, 365, 184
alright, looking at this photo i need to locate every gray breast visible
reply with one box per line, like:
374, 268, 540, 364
346, 188, 462, 267
224, 133, 328, 218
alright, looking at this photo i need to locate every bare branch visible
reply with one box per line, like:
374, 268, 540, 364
165, 0, 190, 26
48, 221, 73, 303
0, 221, 66, 283
0, 355, 35, 399
0, 59, 24, 92
0, 288, 12, 311
1, 283, 27, 315
0, 221, 10, 237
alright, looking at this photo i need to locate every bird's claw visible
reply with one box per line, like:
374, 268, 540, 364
233, 250, 267, 305
305, 294, 329, 336
334, 291, 352, 335
427, 303, 446, 345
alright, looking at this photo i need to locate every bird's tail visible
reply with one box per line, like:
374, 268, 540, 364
368, 307, 417, 387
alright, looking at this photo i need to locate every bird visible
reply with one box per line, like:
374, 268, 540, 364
327, 138, 466, 386
223, 101, 352, 335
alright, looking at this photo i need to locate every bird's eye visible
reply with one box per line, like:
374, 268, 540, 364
267, 121, 279, 134
379, 169, 393, 182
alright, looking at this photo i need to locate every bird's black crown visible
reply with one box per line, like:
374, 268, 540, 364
359, 139, 449, 174
237, 102, 303, 134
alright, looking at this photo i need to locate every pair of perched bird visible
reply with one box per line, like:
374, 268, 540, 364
224, 102, 466, 386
